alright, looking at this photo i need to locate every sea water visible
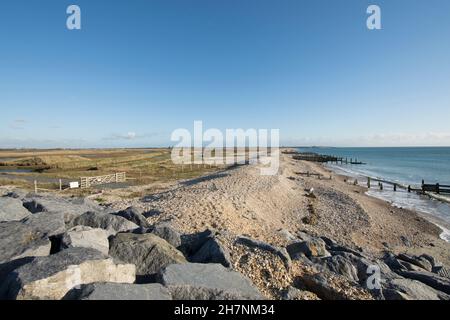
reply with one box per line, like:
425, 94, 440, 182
296, 147, 450, 242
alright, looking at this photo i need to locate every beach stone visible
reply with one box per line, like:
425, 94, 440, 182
191, 237, 232, 268
113, 206, 150, 228
63, 283, 171, 300
0, 197, 31, 222
281, 286, 319, 300
23, 194, 103, 223
70, 211, 138, 235
235, 236, 291, 269
61, 226, 110, 255
109, 233, 186, 277
157, 263, 263, 300
287, 238, 329, 259
397, 253, 433, 272
298, 273, 348, 300
151, 222, 182, 248
383, 278, 449, 300
0, 222, 51, 264
21, 212, 66, 237
397, 270, 450, 294
0, 247, 136, 300
179, 229, 215, 256
317, 255, 359, 283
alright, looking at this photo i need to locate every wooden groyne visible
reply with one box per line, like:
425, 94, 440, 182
289, 152, 365, 165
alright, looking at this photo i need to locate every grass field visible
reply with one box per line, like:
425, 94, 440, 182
0, 148, 223, 193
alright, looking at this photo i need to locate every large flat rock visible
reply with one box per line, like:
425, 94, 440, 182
70, 211, 138, 235
21, 212, 66, 237
383, 278, 449, 300
63, 282, 171, 300
61, 226, 110, 255
0, 247, 136, 300
109, 233, 186, 277
0, 221, 51, 264
0, 197, 31, 222
157, 263, 264, 300
23, 194, 103, 223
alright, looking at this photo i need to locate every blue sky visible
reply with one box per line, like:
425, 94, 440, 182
1, 0, 450, 148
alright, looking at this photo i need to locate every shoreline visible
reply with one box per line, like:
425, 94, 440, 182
320, 161, 450, 243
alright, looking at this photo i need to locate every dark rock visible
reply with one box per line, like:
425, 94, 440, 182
179, 229, 215, 256
109, 233, 186, 279
157, 263, 263, 300
0, 197, 31, 222
397, 253, 433, 272
0, 221, 51, 264
151, 222, 182, 248
298, 273, 348, 300
0, 247, 136, 300
397, 270, 450, 294
70, 211, 138, 235
112, 206, 150, 228
191, 238, 231, 268
317, 255, 359, 283
63, 282, 171, 300
383, 278, 449, 300
236, 236, 291, 269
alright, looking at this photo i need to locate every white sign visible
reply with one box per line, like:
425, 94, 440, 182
70, 181, 80, 189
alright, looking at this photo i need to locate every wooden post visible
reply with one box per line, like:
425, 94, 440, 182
367, 177, 371, 188
437, 183, 440, 194
59, 179, 62, 191
34, 180, 37, 193
393, 183, 397, 192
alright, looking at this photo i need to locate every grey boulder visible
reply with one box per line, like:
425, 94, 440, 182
113, 206, 151, 228
398, 270, 450, 295
0, 221, 51, 264
0, 247, 136, 300
109, 233, 187, 277
157, 263, 263, 300
63, 282, 171, 300
316, 255, 359, 283
70, 211, 138, 235
23, 194, 103, 223
61, 226, 110, 255
0, 197, 31, 222
191, 237, 232, 268
21, 211, 66, 237
151, 222, 182, 248
383, 278, 449, 300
